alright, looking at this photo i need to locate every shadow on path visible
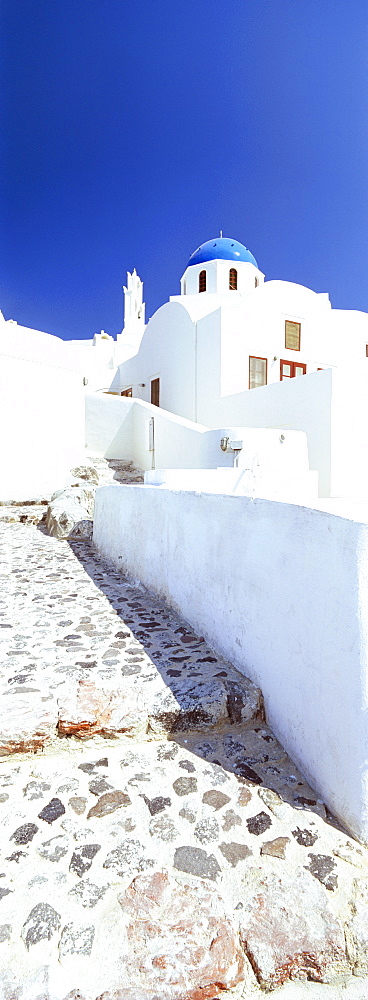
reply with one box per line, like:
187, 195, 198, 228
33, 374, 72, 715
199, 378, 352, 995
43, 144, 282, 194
67, 535, 345, 836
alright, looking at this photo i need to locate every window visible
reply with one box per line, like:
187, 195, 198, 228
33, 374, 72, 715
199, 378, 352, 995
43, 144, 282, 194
199, 270, 206, 292
255, 277, 259, 288
151, 377, 160, 407
121, 387, 132, 397
280, 360, 306, 379
285, 320, 301, 351
229, 268, 237, 290
249, 356, 267, 389
183, 280, 187, 295
366, 345, 368, 357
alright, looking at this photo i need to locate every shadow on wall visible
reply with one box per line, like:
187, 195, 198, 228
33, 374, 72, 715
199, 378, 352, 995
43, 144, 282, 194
66, 533, 345, 838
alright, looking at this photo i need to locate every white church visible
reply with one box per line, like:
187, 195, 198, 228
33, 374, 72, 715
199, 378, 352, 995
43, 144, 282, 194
111, 235, 368, 426
2, 232, 368, 501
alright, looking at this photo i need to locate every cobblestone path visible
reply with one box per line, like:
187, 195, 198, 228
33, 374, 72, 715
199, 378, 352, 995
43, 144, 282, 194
0, 523, 368, 1000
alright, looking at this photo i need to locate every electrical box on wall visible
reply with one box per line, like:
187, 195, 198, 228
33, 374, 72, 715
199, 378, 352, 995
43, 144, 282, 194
220, 436, 243, 454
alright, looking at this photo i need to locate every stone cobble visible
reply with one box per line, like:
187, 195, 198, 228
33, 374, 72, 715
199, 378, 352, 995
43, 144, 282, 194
0, 522, 368, 999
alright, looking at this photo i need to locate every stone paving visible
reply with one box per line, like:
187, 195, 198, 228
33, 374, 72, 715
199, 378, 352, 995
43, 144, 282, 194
1, 521, 368, 999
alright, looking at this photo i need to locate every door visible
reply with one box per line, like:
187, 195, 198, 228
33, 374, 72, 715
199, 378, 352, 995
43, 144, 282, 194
151, 377, 160, 407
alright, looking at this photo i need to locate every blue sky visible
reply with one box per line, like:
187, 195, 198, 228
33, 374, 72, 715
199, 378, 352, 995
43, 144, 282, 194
1, 0, 368, 340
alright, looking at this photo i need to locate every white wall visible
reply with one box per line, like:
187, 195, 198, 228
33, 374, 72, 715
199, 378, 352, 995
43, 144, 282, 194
85, 394, 135, 460
330, 369, 368, 497
85, 393, 215, 470
94, 484, 368, 844
145, 466, 318, 502
115, 301, 197, 420
200, 369, 333, 497
0, 354, 85, 500
85, 394, 316, 499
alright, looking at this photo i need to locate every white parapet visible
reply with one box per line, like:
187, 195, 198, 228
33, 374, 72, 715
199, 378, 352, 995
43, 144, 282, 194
94, 483, 368, 844
144, 466, 318, 502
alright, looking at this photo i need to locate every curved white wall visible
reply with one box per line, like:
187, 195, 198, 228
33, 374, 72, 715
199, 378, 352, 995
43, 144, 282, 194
94, 484, 368, 844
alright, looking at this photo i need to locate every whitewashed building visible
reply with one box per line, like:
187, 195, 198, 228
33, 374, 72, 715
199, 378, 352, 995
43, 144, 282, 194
112, 236, 368, 427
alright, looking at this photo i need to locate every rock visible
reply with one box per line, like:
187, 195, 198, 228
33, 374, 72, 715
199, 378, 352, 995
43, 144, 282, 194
37, 835, 69, 862
45, 487, 95, 539
148, 678, 228, 735
261, 836, 289, 859
235, 760, 261, 783
22, 902, 61, 950
179, 805, 196, 823
89, 778, 112, 796
219, 842, 252, 866
70, 465, 100, 484
69, 844, 101, 877
69, 880, 107, 909
178, 759, 195, 772
118, 870, 244, 994
148, 675, 262, 736
62, 992, 86, 1000
246, 811, 272, 835
103, 840, 147, 877
10, 822, 38, 845
141, 794, 171, 816
172, 776, 197, 796
222, 809, 242, 831
78, 758, 108, 773
87, 790, 131, 819
258, 785, 295, 823
149, 815, 178, 841
0, 692, 56, 754
238, 867, 349, 988
348, 878, 368, 975
57, 679, 148, 738
6, 850, 27, 863
173, 845, 221, 881
194, 817, 219, 843
23, 780, 51, 800
202, 789, 231, 810
292, 826, 318, 847
226, 679, 263, 724
59, 922, 95, 958
38, 797, 65, 824
305, 853, 338, 891
238, 786, 252, 806
69, 796, 87, 815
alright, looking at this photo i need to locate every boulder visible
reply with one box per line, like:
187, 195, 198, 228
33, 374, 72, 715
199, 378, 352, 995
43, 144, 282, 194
348, 878, 368, 975
70, 464, 100, 484
148, 675, 262, 735
0, 691, 57, 754
238, 866, 349, 988
117, 869, 245, 997
57, 678, 148, 738
46, 487, 95, 539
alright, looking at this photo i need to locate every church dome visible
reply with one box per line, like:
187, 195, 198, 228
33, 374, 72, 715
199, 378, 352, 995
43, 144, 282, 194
187, 237, 258, 269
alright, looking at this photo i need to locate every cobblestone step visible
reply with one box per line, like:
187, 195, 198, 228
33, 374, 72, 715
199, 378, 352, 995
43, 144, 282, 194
0, 522, 367, 1000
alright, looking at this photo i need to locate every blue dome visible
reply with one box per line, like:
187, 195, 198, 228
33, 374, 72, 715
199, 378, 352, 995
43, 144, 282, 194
187, 237, 258, 269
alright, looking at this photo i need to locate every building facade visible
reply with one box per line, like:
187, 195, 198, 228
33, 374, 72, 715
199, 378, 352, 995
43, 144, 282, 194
113, 236, 368, 428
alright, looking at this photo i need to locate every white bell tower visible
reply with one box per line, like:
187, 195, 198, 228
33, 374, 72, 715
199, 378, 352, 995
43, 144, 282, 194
122, 269, 145, 335
116, 268, 146, 362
